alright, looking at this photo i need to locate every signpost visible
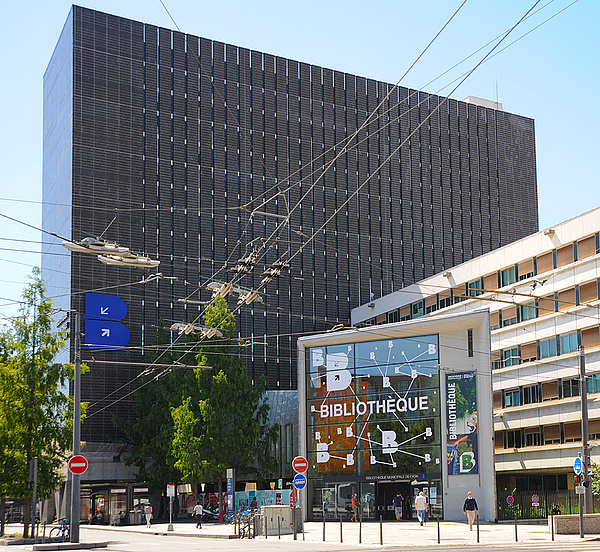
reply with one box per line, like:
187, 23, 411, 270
68, 455, 89, 475
167, 484, 175, 531
293, 473, 307, 490
290, 455, 307, 541
292, 456, 308, 474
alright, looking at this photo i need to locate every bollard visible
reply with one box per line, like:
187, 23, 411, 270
323, 504, 326, 542
340, 516, 343, 543
476, 513, 479, 543
380, 515, 383, 546
42, 521, 46, 544
265, 514, 267, 540
278, 516, 281, 539
551, 513, 554, 541
359, 513, 362, 544
437, 512, 440, 544
515, 515, 518, 542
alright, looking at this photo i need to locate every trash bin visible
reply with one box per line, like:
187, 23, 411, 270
129, 510, 142, 525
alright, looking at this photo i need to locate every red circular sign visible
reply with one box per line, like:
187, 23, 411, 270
292, 456, 308, 473
68, 455, 89, 475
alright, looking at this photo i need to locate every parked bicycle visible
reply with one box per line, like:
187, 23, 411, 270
238, 512, 256, 539
50, 518, 70, 543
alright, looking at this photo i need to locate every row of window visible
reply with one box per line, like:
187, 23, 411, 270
496, 372, 600, 410
366, 232, 600, 327
493, 326, 599, 370
497, 420, 600, 450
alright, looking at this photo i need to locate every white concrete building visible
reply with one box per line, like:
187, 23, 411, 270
352, 207, 600, 500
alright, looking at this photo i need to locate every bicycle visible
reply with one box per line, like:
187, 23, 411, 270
238, 512, 256, 539
50, 518, 70, 543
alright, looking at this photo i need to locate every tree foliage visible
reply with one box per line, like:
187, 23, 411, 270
171, 298, 277, 498
0, 268, 81, 533
117, 322, 198, 494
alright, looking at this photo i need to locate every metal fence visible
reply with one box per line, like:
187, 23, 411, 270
496, 490, 594, 520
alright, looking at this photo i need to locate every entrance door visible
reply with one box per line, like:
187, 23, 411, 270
376, 482, 412, 520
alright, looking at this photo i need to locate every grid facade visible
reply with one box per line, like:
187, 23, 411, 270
43, 6, 538, 442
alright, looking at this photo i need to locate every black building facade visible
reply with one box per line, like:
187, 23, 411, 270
42, 6, 538, 442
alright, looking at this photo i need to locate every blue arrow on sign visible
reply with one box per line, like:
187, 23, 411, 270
293, 473, 307, 490
84, 318, 130, 350
574, 457, 583, 475
85, 293, 128, 321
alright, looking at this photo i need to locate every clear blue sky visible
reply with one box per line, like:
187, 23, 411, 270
0, 0, 597, 319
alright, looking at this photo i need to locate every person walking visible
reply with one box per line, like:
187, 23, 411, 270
463, 491, 479, 531
144, 503, 153, 528
392, 492, 404, 521
414, 491, 427, 526
351, 493, 360, 522
193, 500, 203, 528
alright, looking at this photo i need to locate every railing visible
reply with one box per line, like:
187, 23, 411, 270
496, 490, 594, 520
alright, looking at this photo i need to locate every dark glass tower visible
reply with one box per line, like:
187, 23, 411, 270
42, 6, 538, 442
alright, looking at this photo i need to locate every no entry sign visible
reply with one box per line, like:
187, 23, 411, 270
292, 455, 308, 473
68, 455, 88, 475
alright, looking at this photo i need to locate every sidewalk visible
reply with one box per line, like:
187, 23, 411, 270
72, 518, 600, 547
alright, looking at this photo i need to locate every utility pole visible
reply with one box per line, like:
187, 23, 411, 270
580, 345, 593, 514
70, 312, 82, 543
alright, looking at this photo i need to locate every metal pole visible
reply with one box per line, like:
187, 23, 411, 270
70, 312, 81, 543
323, 502, 326, 542
380, 514, 383, 545
292, 485, 297, 541
515, 514, 518, 542
278, 516, 280, 539
579, 479, 584, 538
359, 509, 362, 544
437, 512, 440, 544
167, 496, 173, 531
551, 513, 554, 541
581, 346, 593, 515
476, 513, 479, 543
31, 457, 38, 542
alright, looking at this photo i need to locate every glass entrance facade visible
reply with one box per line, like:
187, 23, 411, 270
305, 334, 442, 520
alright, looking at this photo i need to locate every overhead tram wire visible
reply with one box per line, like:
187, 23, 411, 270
170, 0, 473, 319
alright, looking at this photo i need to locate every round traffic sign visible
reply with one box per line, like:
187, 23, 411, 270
293, 473, 307, 490
574, 457, 583, 475
506, 495, 514, 505
68, 455, 88, 475
532, 494, 539, 504
292, 455, 308, 473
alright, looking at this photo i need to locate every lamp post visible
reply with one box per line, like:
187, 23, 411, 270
70, 312, 82, 543
580, 346, 593, 516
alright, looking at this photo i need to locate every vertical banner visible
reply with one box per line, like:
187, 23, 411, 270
446, 371, 478, 475
226, 468, 234, 513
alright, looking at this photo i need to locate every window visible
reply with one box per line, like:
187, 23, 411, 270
562, 378, 580, 398
467, 278, 484, 297
411, 300, 424, 319
539, 337, 557, 359
522, 384, 540, 405
490, 311, 500, 331
525, 428, 541, 447
560, 332, 578, 354
588, 373, 600, 394
501, 306, 517, 327
503, 347, 520, 367
544, 424, 561, 445
387, 310, 400, 323
492, 351, 502, 370
504, 389, 521, 407
501, 266, 517, 287
520, 301, 538, 322
505, 429, 522, 448
439, 294, 453, 309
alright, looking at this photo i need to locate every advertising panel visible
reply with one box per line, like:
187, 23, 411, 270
307, 335, 441, 480
446, 371, 478, 475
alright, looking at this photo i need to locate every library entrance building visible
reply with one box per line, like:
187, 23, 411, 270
298, 311, 496, 522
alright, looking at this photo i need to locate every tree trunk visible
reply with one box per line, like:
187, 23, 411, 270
1, 497, 5, 536
218, 477, 223, 521
23, 497, 31, 539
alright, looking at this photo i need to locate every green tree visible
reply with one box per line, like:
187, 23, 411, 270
0, 268, 79, 537
117, 321, 199, 508
171, 297, 278, 514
